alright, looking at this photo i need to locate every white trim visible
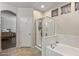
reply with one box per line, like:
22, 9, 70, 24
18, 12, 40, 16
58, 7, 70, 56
35, 45, 42, 51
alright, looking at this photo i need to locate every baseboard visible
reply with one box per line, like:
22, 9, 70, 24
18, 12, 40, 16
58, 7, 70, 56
35, 45, 42, 51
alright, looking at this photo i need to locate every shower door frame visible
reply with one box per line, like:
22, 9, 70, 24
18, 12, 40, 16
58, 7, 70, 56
35, 18, 43, 49
35, 16, 55, 50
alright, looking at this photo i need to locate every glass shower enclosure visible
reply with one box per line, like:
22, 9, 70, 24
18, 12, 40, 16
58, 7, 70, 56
35, 16, 55, 49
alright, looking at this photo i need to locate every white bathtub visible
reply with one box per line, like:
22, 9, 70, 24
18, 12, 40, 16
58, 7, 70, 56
46, 43, 79, 56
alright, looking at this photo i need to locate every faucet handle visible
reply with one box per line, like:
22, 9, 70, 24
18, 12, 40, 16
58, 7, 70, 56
51, 44, 55, 49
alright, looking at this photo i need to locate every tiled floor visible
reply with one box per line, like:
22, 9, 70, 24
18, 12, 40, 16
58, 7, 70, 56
0, 47, 41, 56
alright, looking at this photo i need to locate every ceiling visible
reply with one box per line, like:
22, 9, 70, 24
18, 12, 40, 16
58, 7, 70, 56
5, 2, 67, 12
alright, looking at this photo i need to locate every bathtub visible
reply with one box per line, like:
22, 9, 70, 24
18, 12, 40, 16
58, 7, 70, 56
46, 43, 79, 56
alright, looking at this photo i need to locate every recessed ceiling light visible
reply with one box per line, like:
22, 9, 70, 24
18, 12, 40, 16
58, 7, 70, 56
41, 5, 45, 8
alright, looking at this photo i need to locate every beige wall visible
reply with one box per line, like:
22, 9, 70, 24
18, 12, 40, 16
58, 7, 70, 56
44, 2, 79, 36
33, 10, 43, 20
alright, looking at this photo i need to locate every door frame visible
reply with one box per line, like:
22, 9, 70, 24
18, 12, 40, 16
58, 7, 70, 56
0, 10, 17, 52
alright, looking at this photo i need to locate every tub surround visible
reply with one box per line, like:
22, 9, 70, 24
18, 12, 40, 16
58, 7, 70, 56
46, 43, 79, 56
42, 34, 79, 56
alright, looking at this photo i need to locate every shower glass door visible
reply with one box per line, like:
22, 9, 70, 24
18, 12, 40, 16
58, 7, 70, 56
35, 17, 55, 49
42, 17, 55, 37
